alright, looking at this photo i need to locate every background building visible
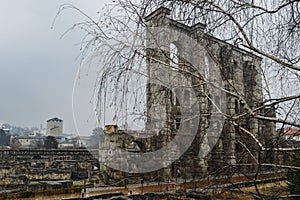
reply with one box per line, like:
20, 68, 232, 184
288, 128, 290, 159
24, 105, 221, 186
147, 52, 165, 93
46, 117, 63, 137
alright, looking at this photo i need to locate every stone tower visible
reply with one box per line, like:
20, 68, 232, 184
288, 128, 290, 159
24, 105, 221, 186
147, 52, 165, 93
46, 117, 63, 137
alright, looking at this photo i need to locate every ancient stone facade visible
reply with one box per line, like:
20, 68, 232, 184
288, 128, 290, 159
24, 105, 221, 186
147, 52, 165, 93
143, 7, 276, 175
98, 7, 276, 184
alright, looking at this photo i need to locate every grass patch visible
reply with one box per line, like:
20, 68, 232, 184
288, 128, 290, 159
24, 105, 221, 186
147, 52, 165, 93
240, 181, 288, 196
210, 181, 289, 199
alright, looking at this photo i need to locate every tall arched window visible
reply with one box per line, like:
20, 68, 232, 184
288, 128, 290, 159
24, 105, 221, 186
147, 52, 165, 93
170, 43, 179, 71
235, 99, 240, 114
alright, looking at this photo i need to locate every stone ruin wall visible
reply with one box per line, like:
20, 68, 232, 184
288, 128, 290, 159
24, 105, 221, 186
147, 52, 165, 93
99, 7, 277, 184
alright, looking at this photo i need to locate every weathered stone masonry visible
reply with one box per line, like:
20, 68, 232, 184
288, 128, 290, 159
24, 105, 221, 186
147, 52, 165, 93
99, 7, 276, 183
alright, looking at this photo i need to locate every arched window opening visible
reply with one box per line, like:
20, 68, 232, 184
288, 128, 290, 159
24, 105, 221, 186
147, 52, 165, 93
170, 43, 179, 71
173, 88, 180, 106
235, 99, 240, 114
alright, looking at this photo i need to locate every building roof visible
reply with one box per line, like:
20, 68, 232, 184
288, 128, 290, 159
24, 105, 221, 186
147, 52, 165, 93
284, 128, 300, 136
17, 136, 45, 140
47, 117, 63, 122
59, 140, 75, 145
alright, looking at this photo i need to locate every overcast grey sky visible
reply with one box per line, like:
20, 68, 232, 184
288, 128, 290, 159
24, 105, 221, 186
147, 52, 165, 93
0, 0, 106, 134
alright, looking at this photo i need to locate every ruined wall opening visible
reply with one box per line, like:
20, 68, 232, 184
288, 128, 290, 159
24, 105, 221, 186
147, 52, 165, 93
170, 43, 179, 71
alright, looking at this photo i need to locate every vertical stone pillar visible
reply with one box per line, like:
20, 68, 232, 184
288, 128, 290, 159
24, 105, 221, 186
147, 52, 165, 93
242, 59, 263, 172
226, 95, 236, 166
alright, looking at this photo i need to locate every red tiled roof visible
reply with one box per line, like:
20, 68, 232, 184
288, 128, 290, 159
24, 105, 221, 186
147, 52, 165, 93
285, 128, 300, 135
